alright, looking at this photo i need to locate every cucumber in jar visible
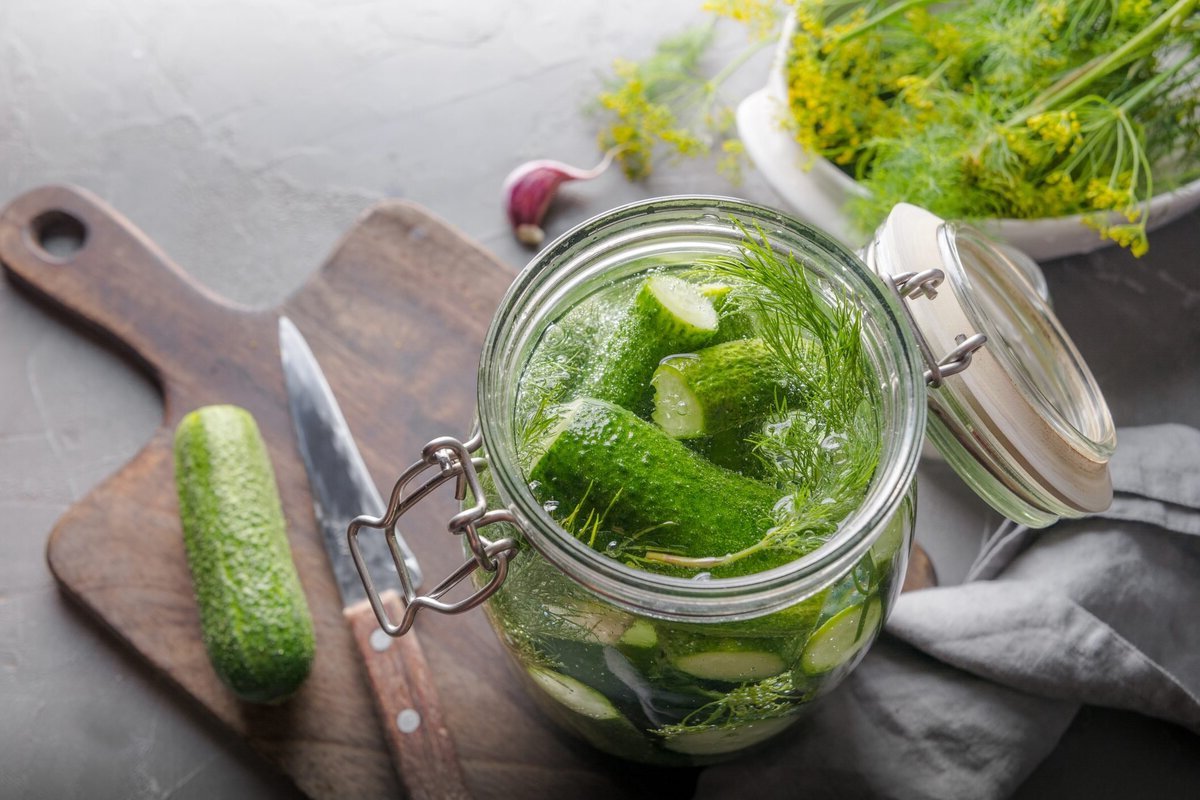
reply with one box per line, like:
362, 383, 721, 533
581, 274, 718, 416
526, 666, 656, 760
500, 228, 888, 765
677, 418, 772, 478
662, 714, 801, 756
669, 641, 788, 683
700, 282, 759, 344
527, 398, 779, 564
651, 338, 807, 439
799, 598, 883, 676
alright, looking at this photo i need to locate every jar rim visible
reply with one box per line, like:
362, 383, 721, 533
477, 196, 927, 621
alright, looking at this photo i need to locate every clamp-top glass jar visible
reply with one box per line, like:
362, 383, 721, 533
351, 197, 1113, 765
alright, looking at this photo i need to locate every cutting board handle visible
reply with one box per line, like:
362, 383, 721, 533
0, 184, 247, 383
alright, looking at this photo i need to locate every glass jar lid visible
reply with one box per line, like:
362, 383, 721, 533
863, 204, 1114, 528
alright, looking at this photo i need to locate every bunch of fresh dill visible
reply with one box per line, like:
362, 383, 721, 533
594, 0, 1200, 255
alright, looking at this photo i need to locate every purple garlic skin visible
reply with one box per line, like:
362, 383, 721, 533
502, 151, 616, 246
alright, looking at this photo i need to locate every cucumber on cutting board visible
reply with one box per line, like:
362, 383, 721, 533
651, 338, 805, 439
173, 405, 315, 704
582, 275, 718, 416
527, 398, 779, 562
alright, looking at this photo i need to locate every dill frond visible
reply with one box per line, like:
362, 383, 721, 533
593, 0, 1200, 254
594, 12, 776, 181
637, 227, 882, 571
655, 672, 808, 736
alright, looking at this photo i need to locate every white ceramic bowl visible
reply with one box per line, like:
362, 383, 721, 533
737, 17, 1200, 261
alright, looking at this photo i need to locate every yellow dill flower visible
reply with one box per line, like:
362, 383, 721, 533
716, 139, 746, 184
1037, 171, 1082, 216
591, 0, 1197, 255
1027, 111, 1081, 154
796, 6, 824, 38
660, 128, 708, 157
702, 0, 779, 39
896, 75, 935, 112
1117, 0, 1153, 26
1097, 222, 1150, 257
1036, 1, 1068, 34
1085, 178, 1134, 213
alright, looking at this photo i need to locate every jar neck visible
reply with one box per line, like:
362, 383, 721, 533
477, 196, 926, 622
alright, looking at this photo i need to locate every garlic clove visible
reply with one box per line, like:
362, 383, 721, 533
502, 150, 618, 247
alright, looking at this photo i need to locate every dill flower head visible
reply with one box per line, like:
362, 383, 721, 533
783, 0, 1200, 254
591, 0, 1199, 254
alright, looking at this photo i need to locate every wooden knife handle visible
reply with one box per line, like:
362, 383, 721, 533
345, 591, 472, 800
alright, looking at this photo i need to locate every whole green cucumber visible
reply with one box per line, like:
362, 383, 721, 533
651, 338, 805, 439
527, 398, 779, 561
582, 275, 718, 416
173, 405, 315, 704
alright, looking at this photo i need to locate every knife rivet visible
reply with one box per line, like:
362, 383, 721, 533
397, 708, 421, 734
369, 628, 392, 652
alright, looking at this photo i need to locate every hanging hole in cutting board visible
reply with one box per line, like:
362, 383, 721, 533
28, 210, 88, 262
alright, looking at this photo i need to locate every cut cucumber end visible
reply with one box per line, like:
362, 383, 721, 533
799, 599, 883, 675
699, 282, 734, 303
618, 619, 659, 651
651, 364, 706, 438
673, 650, 786, 683
527, 666, 623, 720
644, 275, 719, 335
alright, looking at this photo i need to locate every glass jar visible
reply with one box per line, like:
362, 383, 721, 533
352, 196, 1113, 766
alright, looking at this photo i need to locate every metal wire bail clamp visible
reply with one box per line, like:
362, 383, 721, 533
886, 268, 988, 388
347, 427, 520, 637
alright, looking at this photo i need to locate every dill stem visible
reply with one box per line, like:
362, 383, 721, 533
1118, 59, 1186, 114
697, 37, 775, 125
709, 36, 774, 89
643, 537, 769, 570
1011, 0, 1198, 124
833, 0, 939, 45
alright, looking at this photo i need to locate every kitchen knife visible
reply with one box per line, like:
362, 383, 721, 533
279, 316, 471, 800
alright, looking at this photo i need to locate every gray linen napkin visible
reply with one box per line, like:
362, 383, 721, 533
697, 424, 1200, 800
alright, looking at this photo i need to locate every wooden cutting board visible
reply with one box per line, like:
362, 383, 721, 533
0, 185, 696, 799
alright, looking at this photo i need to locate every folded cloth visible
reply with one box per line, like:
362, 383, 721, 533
696, 425, 1200, 800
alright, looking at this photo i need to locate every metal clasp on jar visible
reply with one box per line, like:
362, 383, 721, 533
887, 269, 988, 387
347, 426, 520, 637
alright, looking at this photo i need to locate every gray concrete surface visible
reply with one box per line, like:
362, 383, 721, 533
1, 1, 1198, 797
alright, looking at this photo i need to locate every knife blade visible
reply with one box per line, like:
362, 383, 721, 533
279, 316, 471, 800
278, 315, 422, 592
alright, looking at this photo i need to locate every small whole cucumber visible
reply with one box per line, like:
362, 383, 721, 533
528, 398, 779, 562
582, 275, 718, 416
173, 405, 315, 704
651, 338, 805, 439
